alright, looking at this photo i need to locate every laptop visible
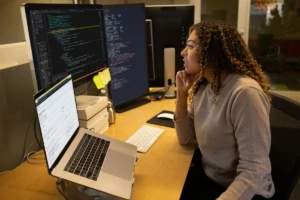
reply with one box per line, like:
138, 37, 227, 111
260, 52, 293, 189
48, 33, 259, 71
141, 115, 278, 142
34, 75, 137, 199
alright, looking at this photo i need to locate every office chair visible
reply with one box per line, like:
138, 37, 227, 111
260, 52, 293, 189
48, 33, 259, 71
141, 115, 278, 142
268, 92, 300, 200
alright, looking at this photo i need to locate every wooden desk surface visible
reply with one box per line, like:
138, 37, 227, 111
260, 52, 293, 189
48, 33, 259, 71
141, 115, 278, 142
0, 99, 195, 200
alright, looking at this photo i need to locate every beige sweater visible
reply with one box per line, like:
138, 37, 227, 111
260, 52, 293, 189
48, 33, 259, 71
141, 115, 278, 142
175, 74, 275, 200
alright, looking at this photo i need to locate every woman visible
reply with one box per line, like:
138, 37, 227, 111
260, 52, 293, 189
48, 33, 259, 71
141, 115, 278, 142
174, 21, 275, 200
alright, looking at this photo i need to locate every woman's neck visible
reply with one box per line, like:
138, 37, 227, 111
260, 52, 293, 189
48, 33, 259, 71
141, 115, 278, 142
203, 68, 229, 83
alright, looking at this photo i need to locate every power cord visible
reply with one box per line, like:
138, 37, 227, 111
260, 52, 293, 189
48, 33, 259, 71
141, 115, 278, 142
21, 117, 35, 164
148, 82, 175, 101
56, 179, 69, 200
0, 170, 9, 175
147, 91, 165, 101
26, 151, 46, 165
34, 117, 44, 149
162, 81, 175, 99
22, 151, 37, 163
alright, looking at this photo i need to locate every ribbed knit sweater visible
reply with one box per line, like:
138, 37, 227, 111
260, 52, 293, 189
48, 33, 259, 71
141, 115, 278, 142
174, 74, 275, 200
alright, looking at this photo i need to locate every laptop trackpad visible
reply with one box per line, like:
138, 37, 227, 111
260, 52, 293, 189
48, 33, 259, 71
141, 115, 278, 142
102, 150, 135, 181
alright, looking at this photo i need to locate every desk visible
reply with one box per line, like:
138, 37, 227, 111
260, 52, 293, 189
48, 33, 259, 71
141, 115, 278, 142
0, 99, 195, 200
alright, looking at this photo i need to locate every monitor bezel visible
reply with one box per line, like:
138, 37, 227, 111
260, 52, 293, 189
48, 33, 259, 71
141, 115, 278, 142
22, 3, 107, 92
144, 4, 195, 87
33, 74, 80, 174
103, 3, 150, 108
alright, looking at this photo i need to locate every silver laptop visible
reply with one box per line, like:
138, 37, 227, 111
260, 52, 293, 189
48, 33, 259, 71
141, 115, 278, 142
34, 75, 137, 199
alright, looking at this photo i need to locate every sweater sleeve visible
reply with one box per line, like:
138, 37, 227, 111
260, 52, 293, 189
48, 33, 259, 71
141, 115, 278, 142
217, 87, 274, 200
174, 103, 196, 145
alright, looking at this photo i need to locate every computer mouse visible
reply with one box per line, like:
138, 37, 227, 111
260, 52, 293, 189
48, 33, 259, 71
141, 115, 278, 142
156, 113, 174, 120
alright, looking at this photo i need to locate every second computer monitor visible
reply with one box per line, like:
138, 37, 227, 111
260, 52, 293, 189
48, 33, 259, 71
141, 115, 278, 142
103, 4, 149, 112
145, 4, 194, 87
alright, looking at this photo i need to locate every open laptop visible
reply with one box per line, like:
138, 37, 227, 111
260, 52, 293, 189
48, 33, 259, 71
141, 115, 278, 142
34, 75, 137, 199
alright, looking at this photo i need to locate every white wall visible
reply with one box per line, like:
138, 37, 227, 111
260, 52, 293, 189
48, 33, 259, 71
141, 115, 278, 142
0, 76, 7, 137
94, 0, 189, 5
201, 0, 239, 22
201, 0, 238, 14
0, 63, 40, 173
94, 0, 125, 4
0, 42, 29, 70
127, 0, 173, 4
0, 0, 72, 45
174, 0, 189, 4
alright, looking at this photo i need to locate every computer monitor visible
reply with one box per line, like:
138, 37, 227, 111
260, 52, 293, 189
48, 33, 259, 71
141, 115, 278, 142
21, 3, 108, 92
145, 4, 194, 87
103, 4, 150, 113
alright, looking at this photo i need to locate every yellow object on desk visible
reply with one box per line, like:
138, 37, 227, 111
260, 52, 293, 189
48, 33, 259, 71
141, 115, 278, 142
98, 68, 111, 85
93, 75, 105, 89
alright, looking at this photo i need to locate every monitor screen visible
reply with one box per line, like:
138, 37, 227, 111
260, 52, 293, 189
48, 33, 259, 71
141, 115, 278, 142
145, 5, 194, 87
21, 4, 108, 91
34, 75, 78, 169
103, 4, 149, 108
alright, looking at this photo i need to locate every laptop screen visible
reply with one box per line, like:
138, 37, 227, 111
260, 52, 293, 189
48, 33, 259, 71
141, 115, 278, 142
34, 75, 79, 169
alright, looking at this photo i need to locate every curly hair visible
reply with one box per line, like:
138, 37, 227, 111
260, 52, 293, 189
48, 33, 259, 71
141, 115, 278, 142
189, 21, 271, 103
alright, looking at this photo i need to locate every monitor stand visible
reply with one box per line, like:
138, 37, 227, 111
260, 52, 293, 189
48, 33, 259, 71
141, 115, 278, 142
114, 96, 150, 113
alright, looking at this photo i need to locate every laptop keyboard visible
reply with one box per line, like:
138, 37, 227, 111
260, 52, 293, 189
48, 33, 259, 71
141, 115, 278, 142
64, 134, 110, 181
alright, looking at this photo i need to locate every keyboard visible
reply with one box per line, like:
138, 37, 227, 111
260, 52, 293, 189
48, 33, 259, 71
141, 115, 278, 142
64, 134, 110, 181
126, 125, 164, 153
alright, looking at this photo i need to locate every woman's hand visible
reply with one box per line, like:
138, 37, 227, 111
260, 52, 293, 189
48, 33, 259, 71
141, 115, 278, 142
176, 70, 199, 96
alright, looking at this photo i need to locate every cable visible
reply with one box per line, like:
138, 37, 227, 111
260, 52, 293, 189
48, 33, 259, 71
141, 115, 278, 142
22, 151, 37, 163
162, 82, 175, 99
56, 179, 69, 200
147, 92, 164, 101
23, 139, 39, 160
21, 117, 35, 164
26, 151, 46, 165
0, 171, 9, 175
147, 82, 175, 101
34, 117, 44, 149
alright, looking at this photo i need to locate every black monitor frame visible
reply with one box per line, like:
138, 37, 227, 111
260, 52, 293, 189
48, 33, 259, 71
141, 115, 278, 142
103, 4, 150, 113
21, 3, 108, 92
145, 4, 194, 87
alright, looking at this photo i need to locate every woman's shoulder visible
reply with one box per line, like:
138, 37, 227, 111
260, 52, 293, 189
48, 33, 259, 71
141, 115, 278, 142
230, 74, 263, 91
228, 74, 270, 106
224, 74, 269, 104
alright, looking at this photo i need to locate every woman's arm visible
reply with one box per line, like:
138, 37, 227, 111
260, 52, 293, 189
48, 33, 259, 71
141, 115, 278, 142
174, 71, 198, 144
175, 91, 189, 119
174, 99, 196, 145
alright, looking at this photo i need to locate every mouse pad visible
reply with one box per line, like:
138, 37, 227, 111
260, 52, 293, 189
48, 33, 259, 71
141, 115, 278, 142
146, 110, 175, 128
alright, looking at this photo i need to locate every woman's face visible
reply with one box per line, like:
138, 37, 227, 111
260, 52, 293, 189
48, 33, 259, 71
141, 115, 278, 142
181, 30, 201, 75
